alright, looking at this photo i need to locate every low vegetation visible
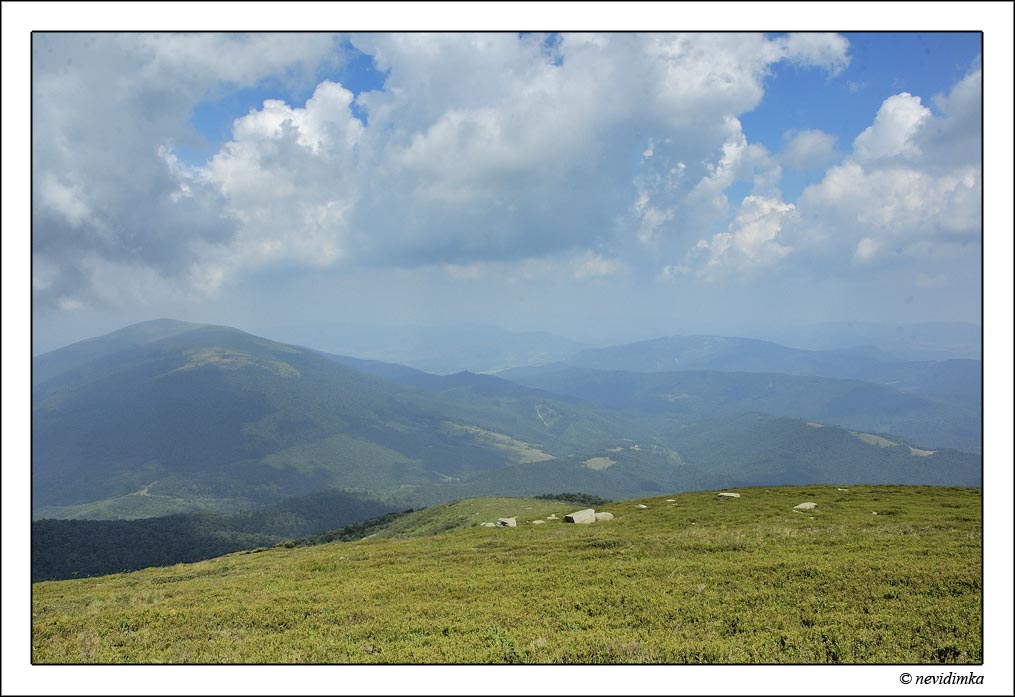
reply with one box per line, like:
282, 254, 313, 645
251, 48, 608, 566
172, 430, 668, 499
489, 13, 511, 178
33, 485, 981, 664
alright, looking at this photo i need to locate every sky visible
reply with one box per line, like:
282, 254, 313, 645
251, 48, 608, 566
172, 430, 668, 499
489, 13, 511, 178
30, 31, 985, 353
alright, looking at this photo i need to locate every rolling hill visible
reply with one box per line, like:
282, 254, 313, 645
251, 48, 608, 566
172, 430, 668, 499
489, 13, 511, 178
496, 364, 981, 453
32, 320, 982, 521
31, 320, 642, 518
558, 334, 981, 414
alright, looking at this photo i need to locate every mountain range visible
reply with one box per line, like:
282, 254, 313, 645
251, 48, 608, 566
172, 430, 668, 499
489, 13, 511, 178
32, 319, 981, 521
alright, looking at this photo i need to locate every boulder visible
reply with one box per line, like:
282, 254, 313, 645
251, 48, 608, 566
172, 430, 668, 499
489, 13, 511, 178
496, 517, 517, 527
594, 512, 614, 521
793, 502, 817, 511
480, 522, 496, 527
564, 508, 597, 524
546, 514, 558, 520
717, 492, 740, 499
635, 504, 648, 509
532, 520, 546, 525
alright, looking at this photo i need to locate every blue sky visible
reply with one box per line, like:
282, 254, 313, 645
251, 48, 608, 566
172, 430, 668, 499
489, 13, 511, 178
31, 32, 984, 352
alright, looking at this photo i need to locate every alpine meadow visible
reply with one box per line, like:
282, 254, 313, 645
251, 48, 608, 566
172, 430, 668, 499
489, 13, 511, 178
19, 21, 1010, 688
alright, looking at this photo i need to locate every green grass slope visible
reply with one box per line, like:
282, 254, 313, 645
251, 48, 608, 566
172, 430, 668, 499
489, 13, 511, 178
33, 485, 981, 664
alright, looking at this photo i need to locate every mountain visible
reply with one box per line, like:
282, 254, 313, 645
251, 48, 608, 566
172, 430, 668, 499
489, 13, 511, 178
32, 320, 639, 518
756, 321, 982, 361
401, 413, 980, 505
33, 320, 981, 521
557, 334, 981, 413
496, 365, 981, 452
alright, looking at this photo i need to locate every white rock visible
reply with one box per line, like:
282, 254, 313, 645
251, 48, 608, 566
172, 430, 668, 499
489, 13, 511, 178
793, 502, 818, 511
532, 520, 546, 525
837, 488, 849, 491
717, 492, 740, 499
594, 512, 614, 521
635, 504, 648, 509
546, 514, 558, 520
564, 508, 597, 524
480, 522, 496, 527
496, 517, 517, 527
666, 499, 676, 502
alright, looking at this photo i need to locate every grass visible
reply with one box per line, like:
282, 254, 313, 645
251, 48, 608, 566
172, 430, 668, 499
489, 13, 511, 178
582, 457, 617, 471
439, 422, 556, 464
32, 485, 981, 664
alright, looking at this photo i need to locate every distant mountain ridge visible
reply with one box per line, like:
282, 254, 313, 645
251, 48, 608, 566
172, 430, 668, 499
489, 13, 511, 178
33, 320, 981, 521
556, 334, 980, 414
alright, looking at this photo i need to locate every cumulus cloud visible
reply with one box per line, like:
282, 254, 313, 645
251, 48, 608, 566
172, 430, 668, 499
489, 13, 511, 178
781, 129, 839, 170
798, 66, 981, 271
33, 32, 863, 311
32, 33, 341, 310
690, 195, 797, 277
852, 93, 932, 163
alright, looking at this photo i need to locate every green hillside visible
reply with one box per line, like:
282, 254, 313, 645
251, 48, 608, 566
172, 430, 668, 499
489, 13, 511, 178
32, 321, 636, 518
32, 320, 981, 521
498, 365, 981, 452
32, 486, 981, 664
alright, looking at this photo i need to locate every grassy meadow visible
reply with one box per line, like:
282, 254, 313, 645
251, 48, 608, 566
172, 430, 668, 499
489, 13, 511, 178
32, 485, 981, 664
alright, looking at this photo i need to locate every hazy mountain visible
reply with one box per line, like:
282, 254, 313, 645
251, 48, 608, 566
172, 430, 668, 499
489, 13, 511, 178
496, 365, 981, 453
32, 320, 638, 518
756, 322, 982, 361
33, 320, 981, 521
558, 334, 980, 413
404, 413, 981, 505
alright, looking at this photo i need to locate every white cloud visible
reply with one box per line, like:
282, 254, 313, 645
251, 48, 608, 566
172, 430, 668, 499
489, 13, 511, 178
691, 195, 796, 277
31, 33, 342, 311
852, 93, 931, 163
794, 67, 981, 273
781, 129, 838, 171
37, 174, 91, 228
34, 32, 859, 311
854, 237, 881, 263
572, 252, 623, 280
775, 33, 851, 75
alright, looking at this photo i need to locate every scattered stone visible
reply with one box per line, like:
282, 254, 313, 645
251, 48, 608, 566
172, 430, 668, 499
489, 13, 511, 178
837, 488, 849, 491
872, 511, 878, 515
479, 522, 496, 527
496, 517, 517, 527
531, 520, 546, 525
594, 512, 614, 521
546, 514, 558, 520
666, 499, 676, 502
635, 504, 648, 509
717, 492, 740, 499
564, 508, 597, 524
793, 502, 818, 511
